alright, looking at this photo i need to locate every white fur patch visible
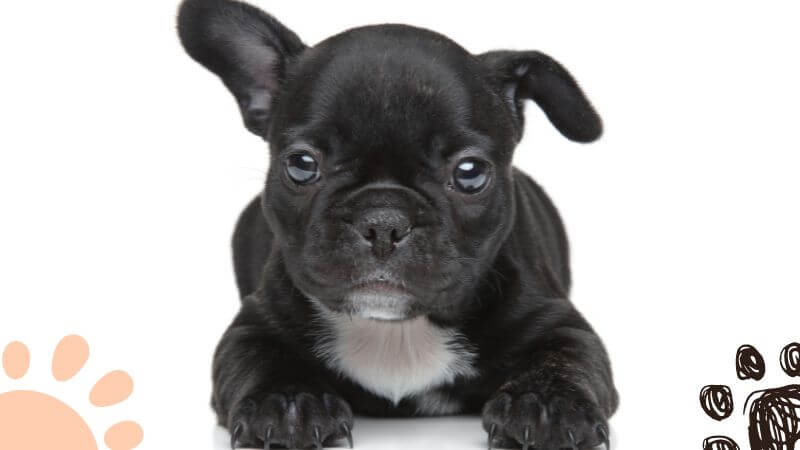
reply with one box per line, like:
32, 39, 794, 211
312, 310, 477, 405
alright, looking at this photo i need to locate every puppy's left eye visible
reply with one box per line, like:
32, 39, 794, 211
285, 152, 320, 184
453, 158, 489, 193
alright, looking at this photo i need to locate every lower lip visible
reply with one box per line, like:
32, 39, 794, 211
359, 309, 407, 321
345, 281, 412, 321
350, 281, 410, 296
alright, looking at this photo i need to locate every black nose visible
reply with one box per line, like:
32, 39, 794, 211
352, 208, 412, 257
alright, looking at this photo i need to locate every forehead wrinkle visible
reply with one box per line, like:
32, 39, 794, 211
307, 45, 472, 134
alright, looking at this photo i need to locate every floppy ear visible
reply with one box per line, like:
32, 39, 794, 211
177, 0, 306, 137
478, 51, 602, 143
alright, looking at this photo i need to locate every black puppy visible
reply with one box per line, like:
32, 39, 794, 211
178, 1, 618, 449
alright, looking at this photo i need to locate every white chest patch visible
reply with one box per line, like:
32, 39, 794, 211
313, 313, 477, 405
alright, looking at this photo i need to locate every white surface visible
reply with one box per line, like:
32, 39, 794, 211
214, 417, 615, 450
215, 417, 491, 450
1, 1, 799, 449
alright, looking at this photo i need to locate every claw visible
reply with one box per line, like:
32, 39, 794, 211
522, 425, 532, 450
567, 428, 578, 450
263, 426, 272, 450
230, 423, 243, 450
487, 423, 497, 450
342, 422, 353, 449
597, 424, 610, 450
314, 426, 323, 450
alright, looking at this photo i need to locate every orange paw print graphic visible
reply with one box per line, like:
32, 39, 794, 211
1, 335, 143, 450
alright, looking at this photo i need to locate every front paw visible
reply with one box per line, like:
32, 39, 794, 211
229, 389, 354, 449
482, 389, 609, 450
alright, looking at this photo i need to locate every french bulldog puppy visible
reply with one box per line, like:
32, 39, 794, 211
178, 0, 618, 448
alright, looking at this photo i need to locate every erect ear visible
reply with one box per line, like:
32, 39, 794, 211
478, 50, 602, 143
177, 0, 306, 137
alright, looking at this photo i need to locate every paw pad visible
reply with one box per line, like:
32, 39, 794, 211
700, 385, 734, 421
1, 335, 143, 450
736, 345, 766, 381
700, 343, 800, 450
780, 343, 800, 378
704, 435, 740, 450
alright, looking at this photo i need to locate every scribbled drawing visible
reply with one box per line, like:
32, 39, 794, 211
701, 385, 735, 421
704, 435, 741, 450
745, 385, 800, 450
700, 343, 800, 450
737, 345, 766, 381
781, 343, 800, 378
0, 335, 143, 450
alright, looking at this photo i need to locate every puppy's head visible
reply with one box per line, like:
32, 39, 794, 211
178, 0, 601, 322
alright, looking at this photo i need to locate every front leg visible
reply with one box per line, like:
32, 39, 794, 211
482, 301, 617, 450
213, 297, 354, 449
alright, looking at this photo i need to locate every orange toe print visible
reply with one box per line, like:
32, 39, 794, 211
105, 421, 144, 450
0, 336, 143, 450
2, 341, 30, 379
53, 335, 90, 381
90, 370, 134, 407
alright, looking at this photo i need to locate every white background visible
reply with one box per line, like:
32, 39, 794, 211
1, 1, 799, 449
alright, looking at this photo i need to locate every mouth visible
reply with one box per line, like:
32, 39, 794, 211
344, 280, 414, 321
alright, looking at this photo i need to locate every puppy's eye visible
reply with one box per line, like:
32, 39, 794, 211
285, 152, 320, 184
453, 158, 489, 193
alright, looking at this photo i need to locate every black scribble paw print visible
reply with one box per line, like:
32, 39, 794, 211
700, 343, 800, 450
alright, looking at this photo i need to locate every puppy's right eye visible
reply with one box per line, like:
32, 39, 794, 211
285, 152, 320, 184
453, 157, 489, 194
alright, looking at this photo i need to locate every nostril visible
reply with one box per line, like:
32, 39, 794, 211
350, 208, 413, 251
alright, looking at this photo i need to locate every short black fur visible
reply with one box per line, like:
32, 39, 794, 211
178, 1, 618, 448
